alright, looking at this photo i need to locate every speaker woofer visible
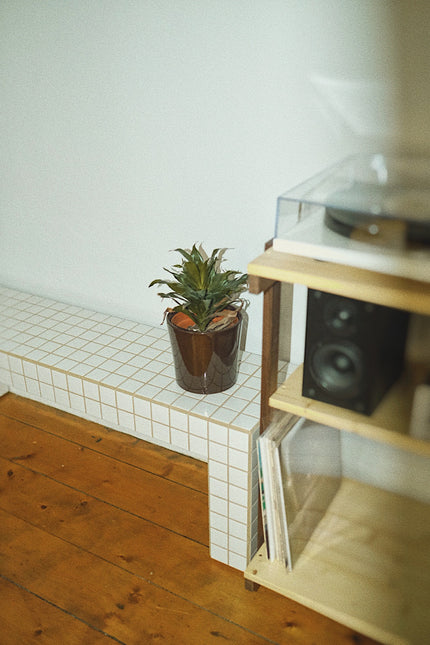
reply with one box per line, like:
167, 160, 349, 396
310, 341, 363, 398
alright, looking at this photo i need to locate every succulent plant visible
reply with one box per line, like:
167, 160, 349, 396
149, 244, 248, 332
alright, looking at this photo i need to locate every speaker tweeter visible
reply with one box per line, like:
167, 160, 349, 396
302, 289, 409, 415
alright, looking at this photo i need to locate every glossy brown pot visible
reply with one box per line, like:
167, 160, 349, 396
166, 311, 242, 394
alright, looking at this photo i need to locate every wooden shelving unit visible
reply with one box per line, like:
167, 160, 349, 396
245, 248, 430, 645
271, 364, 430, 458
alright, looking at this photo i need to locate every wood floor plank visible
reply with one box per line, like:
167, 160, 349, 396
0, 577, 118, 645
0, 393, 208, 493
0, 415, 208, 545
0, 509, 273, 645
0, 457, 377, 644
0, 395, 379, 644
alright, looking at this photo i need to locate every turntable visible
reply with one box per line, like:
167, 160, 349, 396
273, 154, 430, 282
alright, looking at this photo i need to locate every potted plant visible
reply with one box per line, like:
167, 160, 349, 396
149, 244, 248, 394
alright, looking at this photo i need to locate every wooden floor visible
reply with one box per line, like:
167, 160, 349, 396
0, 393, 380, 645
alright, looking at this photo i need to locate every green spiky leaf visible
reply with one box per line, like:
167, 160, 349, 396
149, 244, 248, 331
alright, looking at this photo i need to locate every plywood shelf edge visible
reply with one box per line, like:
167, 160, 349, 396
248, 249, 430, 315
269, 365, 430, 457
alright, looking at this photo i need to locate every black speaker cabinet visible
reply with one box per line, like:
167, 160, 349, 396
302, 289, 410, 415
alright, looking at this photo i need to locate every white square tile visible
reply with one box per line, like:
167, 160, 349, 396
111, 350, 135, 363
228, 466, 248, 489
234, 386, 257, 401
170, 427, 189, 451
54, 358, 78, 371
99, 385, 116, 406
23, 361, 38, 379
8, 356, 23, 373
151, 389, 178, 405
117, 379, 143, 394
208, 422, 228, 444
86, 367, 110, 382
83, 380, 99, 400
54, 388, 71, 408
192, 400, 218, 418
135, 415, 152, 437
118, 409, 135, 431
228, 429, 249, 453
85, 398, 101, 418
145, 359, 169, 374
210, 511, 228, 533
210, 544, 228, 565
189, 435, 207, 459
229, 518, 247, 541
101, 403, 118, 424
72, 363, 94, 377
209, 441, 227, 464
134, 396, 151, 418
147, 373, 173, 389
231, 414, 258, 432
243, 375, 260, 390
24, 349, 49, 362
210, 495, 228, 517
240, 402, 260, 419
25, 378, 40, 396
39, 382, 55, 401
128, 355, 151, 369
228, 447, 249, 472
37, 365, 52, 384
69, 393, 86, 412
82, 354, 106, 368
0, 352, 9, 369
54, 345, 75, 358
189, 415, 208, 438
140, 347, 161, 360
116, 391, 133, 412
10, 372, 25, 390
210, 527, 228, 549
229, 536, 247, 558
0, 368, 10, 384
170, 409, 188, 431
209, 460, 228, 481
203, 391, 230, 406
228, 552, 247, 571
136, 383, 161, 399
152, 421, 170, 444
228, 484, 247, 507
101, 373, 126, 388
67, 375, 83, 395
209, 477, 228, 499
228, 501, 248, 524
151, 402, 169, 425
211, 407, 238, 424
115, 364, 138, 378
223, 396, 246, 413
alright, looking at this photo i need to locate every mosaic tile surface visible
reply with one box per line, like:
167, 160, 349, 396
0, 284, 289, 571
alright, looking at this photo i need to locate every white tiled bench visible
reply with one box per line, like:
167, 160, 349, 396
0, 284, 270, 570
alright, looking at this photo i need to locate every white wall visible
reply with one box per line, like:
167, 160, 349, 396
1, 1, 428, 354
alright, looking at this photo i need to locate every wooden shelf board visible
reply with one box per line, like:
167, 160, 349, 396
248, 249, 430, 315
269, 365, 430, 457
245, 478, 430, 645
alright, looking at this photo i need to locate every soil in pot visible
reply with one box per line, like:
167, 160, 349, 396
167, 311, 242, 394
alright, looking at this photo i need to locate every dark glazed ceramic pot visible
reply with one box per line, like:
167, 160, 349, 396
166, 311, 242, 394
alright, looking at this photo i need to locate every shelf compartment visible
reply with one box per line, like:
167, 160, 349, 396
248, 249, 430, 315
269, 365, 430, 457
245, 478, 430, 645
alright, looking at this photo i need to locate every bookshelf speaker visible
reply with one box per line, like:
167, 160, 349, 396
302, 289, 409, 415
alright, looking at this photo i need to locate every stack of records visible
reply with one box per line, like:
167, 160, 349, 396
257, 413, 342, 570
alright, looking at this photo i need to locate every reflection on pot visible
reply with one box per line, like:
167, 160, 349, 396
167, 311, 242, 394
